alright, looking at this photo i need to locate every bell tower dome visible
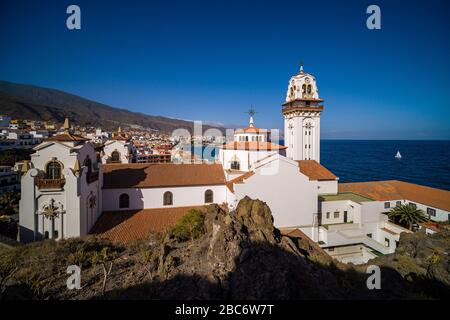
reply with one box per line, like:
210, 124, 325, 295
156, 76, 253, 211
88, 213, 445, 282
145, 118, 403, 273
283, 64, 324, 162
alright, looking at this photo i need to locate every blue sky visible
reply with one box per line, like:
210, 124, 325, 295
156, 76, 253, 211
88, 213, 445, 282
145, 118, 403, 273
0, 0, 449, 139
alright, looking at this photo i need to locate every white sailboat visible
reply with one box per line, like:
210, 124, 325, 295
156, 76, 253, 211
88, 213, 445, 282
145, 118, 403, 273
395, 150, 402, 159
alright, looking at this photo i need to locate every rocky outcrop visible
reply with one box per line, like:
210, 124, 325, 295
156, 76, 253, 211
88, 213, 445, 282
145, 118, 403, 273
370, 229, 450, 298
1, 197, 449, 300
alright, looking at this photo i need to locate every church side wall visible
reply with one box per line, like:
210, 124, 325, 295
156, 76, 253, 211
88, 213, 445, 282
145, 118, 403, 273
102, 185, 229, 211
234, 158, 317, 228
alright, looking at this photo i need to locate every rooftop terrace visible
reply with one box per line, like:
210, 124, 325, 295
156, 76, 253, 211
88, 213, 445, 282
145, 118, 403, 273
319, 192, 374, 203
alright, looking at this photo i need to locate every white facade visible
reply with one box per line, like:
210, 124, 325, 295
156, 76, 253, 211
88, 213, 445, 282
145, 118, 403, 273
219, 149, 278, 173
315, 197, 411, 256
102, 140, 134, 164
19, 134, 102, 243
283, 66, 323, 162
233, 154, 318, 228
102, 185, 233, 212
219, 116, 285, 174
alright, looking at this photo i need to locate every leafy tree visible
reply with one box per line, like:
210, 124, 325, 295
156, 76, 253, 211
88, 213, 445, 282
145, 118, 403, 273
388, 203, 427, 230
0, 192, 19, 216
171, 209, 205, 242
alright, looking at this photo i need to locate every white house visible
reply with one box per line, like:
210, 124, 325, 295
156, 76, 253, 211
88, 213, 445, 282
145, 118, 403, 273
19, 119, 102, 243
101, 127, 136, 164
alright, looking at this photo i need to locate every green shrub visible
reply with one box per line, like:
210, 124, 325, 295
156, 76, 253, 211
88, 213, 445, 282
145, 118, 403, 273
171, 209, 205, 241
67, 249, 91, 267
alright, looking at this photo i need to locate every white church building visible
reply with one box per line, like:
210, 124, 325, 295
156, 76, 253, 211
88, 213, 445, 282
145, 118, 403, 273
18, 65, 450, 264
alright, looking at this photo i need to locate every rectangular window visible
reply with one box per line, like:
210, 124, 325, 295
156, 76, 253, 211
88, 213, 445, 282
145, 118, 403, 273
427, 208, 436, 217
326, 212, 330, 219
334, 211, 339, 218
396, 201, 402, 207
230, 161, 240, 170
385, 238, 390, 247
409, 202, 417, 209
384, 202, 390, 209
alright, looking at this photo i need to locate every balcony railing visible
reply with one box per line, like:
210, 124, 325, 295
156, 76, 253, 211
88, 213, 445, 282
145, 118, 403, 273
37, 178, 65, 190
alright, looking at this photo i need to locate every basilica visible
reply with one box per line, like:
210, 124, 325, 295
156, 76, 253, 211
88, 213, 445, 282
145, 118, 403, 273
18, 65, 450, 264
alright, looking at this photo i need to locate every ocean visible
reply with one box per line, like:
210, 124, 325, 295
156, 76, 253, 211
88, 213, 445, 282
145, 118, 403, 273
193, 140, 450, 191
320, 140, 450, 191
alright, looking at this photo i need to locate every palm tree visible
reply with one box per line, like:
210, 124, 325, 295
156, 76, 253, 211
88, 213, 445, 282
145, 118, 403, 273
388, 203, 427, 230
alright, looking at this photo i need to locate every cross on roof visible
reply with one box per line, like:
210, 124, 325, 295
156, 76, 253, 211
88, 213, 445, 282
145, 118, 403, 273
244, 106, 258, 117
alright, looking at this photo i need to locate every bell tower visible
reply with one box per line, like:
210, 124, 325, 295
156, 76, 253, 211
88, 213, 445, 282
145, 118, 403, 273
283, 64, 324, 162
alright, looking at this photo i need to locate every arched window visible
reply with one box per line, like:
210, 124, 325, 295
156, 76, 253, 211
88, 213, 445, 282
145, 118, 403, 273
119, 193, 129, 208
111, 150, 120, 162
205, 189, 213, 204
46, 161, 62, 179
83, 156, 92, 174
307, 85, 312, 94
163, 191, 173, 206
302, 84, 306, 94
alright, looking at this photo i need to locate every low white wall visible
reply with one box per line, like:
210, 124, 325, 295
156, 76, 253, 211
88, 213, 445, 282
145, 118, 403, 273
317, 180, 338, 195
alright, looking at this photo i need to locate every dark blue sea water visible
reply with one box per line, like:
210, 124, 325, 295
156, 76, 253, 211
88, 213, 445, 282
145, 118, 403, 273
320, 140, 450, 191
193, 140, 450, 191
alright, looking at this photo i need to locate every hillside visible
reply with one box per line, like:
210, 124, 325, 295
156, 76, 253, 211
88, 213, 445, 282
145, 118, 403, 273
0, 80, 223, 133
0, 198, 448, 300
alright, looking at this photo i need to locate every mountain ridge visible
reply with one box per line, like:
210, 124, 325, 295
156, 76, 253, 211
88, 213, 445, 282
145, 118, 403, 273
0, 80, 224, 134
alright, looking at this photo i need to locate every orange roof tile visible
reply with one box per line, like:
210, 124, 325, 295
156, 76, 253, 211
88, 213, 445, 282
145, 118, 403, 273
45, 132, 89, 142
234, 127, 271, 134
103, 163, 226, 188
90, 206, 206, 243
226, 171, 255, 192
297, 160, 337, 181
339, 180, 450, 212
219, 141, 287, 151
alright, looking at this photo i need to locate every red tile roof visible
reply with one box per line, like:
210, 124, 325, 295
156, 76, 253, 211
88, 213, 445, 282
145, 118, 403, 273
90, 206, 206, 243
219, 141, 287, 151
102, 163, 226, 189
339, 180, 450, 212
45, 132, 89, 142
226, 171, 255, 192
297, 160, 337, 181
234, 127, 271, 134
